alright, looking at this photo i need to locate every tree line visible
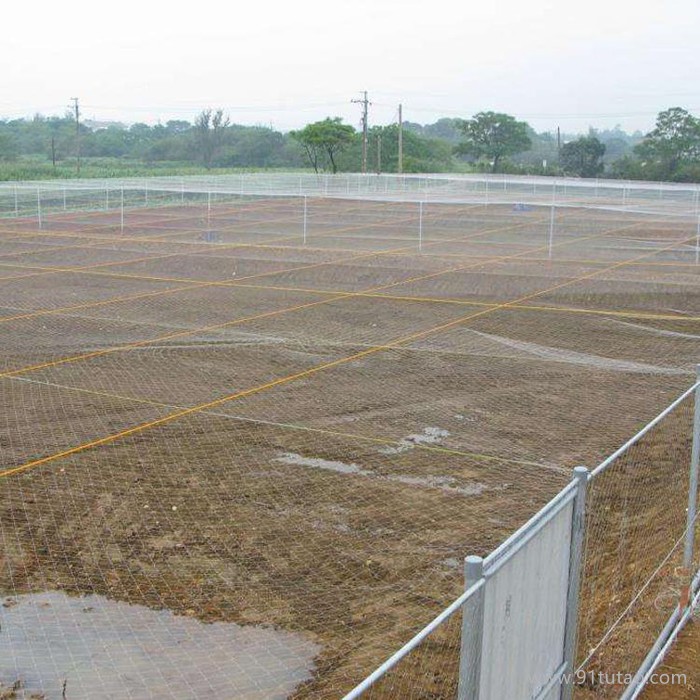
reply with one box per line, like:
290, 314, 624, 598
1, 106, 699, 182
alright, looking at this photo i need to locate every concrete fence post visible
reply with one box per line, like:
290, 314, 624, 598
561, 466, 589, 700
458, 555, 485, 700
682, 366, 700, 607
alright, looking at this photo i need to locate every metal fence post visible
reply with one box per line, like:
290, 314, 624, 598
682, 366, 700, 601
458, 555, 484, 700
548, 181, 557, 259
303, 195, 308, 245
418, 201, 424, 252
561, 466, 589, 700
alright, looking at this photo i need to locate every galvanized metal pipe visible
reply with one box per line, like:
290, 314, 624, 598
591, 381, 700, 479
341, 578, 485, 700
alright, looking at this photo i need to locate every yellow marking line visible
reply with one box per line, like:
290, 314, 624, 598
0, 197, 325, 280
0, 217, 661, 478
3, 212, 691, 329
0, 196, 401, 249
0, 195, 299, 239
9, 375, 552, 472
0, 197, 417, 284
0, 203, 315, 277
223, 282, 700, 323
0, 212, 547, 378
0, 197, 445, 286
0, 204, 518, 323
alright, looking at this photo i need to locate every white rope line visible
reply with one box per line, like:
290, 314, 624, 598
577, 512, 698, 672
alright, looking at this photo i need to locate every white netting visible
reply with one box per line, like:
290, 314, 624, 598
0, 174, 699, 699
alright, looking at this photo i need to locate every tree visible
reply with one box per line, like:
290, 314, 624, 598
0, 133, 18, 161
194, 109, 230, 169
634, 107, 700, 177
290, 118, 356, 173
560, 135, 606, 177
337, 124, 453, 173
455, 111, 532, 172
165, 120, 191, 134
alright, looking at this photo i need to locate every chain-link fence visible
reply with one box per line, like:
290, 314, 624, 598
342, 382, 700, 700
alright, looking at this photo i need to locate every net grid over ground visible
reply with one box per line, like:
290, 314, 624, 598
0, 174, 699, 699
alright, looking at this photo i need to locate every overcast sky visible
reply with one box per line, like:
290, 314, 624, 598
2, 0, 698, 134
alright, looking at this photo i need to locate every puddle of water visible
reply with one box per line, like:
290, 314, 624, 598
275, 451, 486, 496
276, 452, 368, 476
379, 427, 450, 455
0, 591, 320, 700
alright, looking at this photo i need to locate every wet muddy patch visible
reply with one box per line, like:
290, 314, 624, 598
0, 591, 320, 700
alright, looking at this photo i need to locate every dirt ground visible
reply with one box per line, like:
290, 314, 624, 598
1, 195, 699, 698
642, 615, 700, 699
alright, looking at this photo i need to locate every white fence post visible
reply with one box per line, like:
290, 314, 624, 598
561, 466, 589, 700
682, 366, 700, 598
458, 555, 484, 700
418, 201, 424, 252
13, 185, 18, 217
549, 181, 557, 259
303, 195, 308, 245
120, 186, 125, 233
36, 188, 42, 229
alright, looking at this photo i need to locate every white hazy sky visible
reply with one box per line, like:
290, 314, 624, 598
2, 0, 698, 134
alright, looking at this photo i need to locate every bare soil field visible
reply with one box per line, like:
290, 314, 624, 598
642, 616, 700, 699
0, 195, 699, 698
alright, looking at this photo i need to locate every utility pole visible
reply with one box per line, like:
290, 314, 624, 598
376, 133, 382, 175
398, 103, 403, 175
70, 97, 81, 176
557, 126, 561, 159
351, 91, 370, 174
